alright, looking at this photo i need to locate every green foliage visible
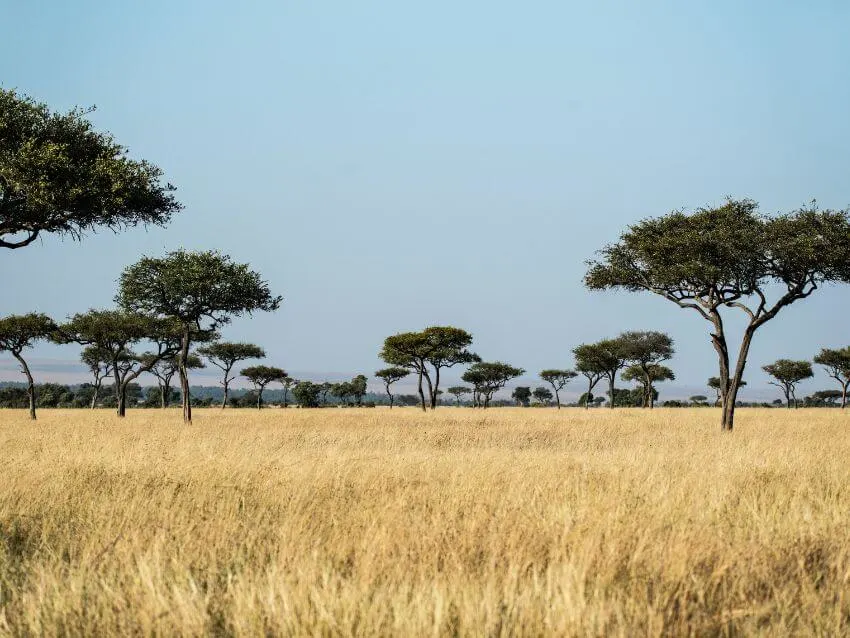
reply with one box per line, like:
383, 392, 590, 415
292, 381, 322, 408
198, 342, 265, 370
461, 362, 524, 408
532, 386, 553, 406
511, 386, 532, 407
0, 313, 58, 354
351, 374, 368, 406
240, 365, 288, 409
117, 249, 281, 329
0, 88, 180, 249
763, 359, 814, 407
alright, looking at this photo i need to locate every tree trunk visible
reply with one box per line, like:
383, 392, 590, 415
430, 367, 440, 410
386, 386, 393, 409
554, 387, 561, 410
608, 376, 615, 409
585, 378, 593, 409
719, 324, 756, 432
112, 359, 124, 418
648, 383, 655, 409
283, 387, 289, 408
416, 368, 426, 412
711, 312, 734, 431
221, 376, 230, 409
179, 325, 192, 424
14, 352, 36, 420
422, 368, 434, 411
91, 378, 100, 409
842, 384, 847, 409
257, 387, 263, 410
117, 384, 127, 417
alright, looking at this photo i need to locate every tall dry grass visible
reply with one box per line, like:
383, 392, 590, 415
0, 407, 848, 636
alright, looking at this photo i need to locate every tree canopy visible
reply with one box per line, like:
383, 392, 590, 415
0, 89, 180, 249
0, 313, 58, 419
461, 362, 524, 409
375, 367, 409, 408
813, 347, 850, 409
762, 359, 814, 409
198, 342, 266, 409
539, 369, 577, 409
241, 365, 287, 409
585, 198, 850, 430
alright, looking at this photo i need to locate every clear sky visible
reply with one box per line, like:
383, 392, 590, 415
1, 0, 849, 400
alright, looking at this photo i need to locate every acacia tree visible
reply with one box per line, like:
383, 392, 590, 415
0, 313, 57, 419
461, 362, 524, 408
80, 345, 113, 409
293, 381, 322, 408
619, 331, 674, 409
332, 382, 354, 406
281, 375, 296, 408
585, 199, 850, 430
375, 367, 410, 408
572, 343, 612, 409
446, 386, 471, 406
622, 364, 674, 407
539, 369, 577, 410
61, 310, 180, 416
0, 89, 180, 250
533, 387, 553, 406
197, 342, 266, 408
813, 347, 850, 409
763, 359, 814, 409
149, 353, 204, 408
351, 374, 368, 407
512, 386, 532, 407
241, 365, 287, 409
380, 327, 477, 411
117, 250, 282, 423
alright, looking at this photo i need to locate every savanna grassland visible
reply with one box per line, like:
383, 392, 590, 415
0, 407, 848, 637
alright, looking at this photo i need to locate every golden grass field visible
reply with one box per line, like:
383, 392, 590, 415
0, 407, 848, 636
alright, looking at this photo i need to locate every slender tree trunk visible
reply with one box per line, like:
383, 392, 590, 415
221, 370, 231, 409
554, 387, 561, 410
648, 383, 655, 409
608, 375, 615, 409
257, 387, 263, 410
14, 352, 36, 420
842, 383, 848, 409
112, 359, 125, 418
179, 325, 192, 424
720, 324, 756, 432
284, 387, 289, 408
585, 378, 593, 409
117, 380, 127, 418
710, 312, 734, 431
422, 368, 434, 411
91, 377, 101, 409
430, 367, 440, 410
416, 368, 426, 412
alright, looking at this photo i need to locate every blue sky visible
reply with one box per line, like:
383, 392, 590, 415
1, 0, 849, 400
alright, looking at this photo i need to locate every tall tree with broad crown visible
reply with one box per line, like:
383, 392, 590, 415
0, 89, 180, 250
0, 313, 57, 419
375, 367, 410, 408
585, 199, 850, 430
461, 362, 524, 409
117, 250, 281, 423
622, 364, 675, 407
619, 331, 675, 409
573, 344, 607, 409
197, 342, 266, 408
539, 369, 577, 410
446, 386, 472, 406
813, 347, 850, 409
241, 365, 287, 409
763, 359, 814, 409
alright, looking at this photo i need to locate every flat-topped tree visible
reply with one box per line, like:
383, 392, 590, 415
533, 387, 553, 406
573, 344, 607, 409
446, 386, 471, 406
0, 313, 57, 419
197, 342, 266, 409
149, 353, 205, 408
512, 386, 532, 407
380, 331, 432, 411
80, 345, 113, 409
375, 367, 410, 409
619, 331, 674, 409
281, 375, 296, 408
461, 362, 524, 409
117, 250, 282, 423
622, 363, 674, 407
0, 89, 180, 250
813, 347, 850, 409
539, 369, 577, 410
763, 359, 814, 409
61, 310, 182, 416
585, 199, 850, 430
241, 365, 287, 409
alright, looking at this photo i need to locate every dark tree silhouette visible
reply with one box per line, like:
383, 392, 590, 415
375, 367, 410, 408
117, 250, 281, 423
446, 386, 471, 406
539, 369, 577, 410
622, 364, 674, 407
461, 362, 524, 409
149, 354, 204, 408
586, 199, 850, 430
0, 313, 57, 419
813, 347, 850, 409
0, 89, 180, 250
80, 345, 113, 409
512, 386, 532, 407
533, 387, 553, 406
619, 331, 674, 409
241, 365, 287, 409
197, 342, 266, 408
763, 359, 814, 409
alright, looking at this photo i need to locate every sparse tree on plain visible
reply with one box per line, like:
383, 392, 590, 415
281, 375, 296, 408
572, 343, 611, 409
0, 313, 58, 419
80, 345, 114, 409
813, 347, 850, 409
512, 386, 532, 407
461, 362, 524, 409
0, 89, 180, 251
622, 364, 674, 407
241, 365, 287, 409
539, 369, 577, 410
149, 353, 205, 408
293, 381, 322, 408
197, 342, 266, 409
375, 367, 410, 408
446, 386, 471, 406
585, 198, 850, 430
533, 386, 553, 406
619, 331, 674, 409
117, 250, 281, 423
762, 359, 814, 409
351, 374, 368, 407
690, 395, 709, 406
